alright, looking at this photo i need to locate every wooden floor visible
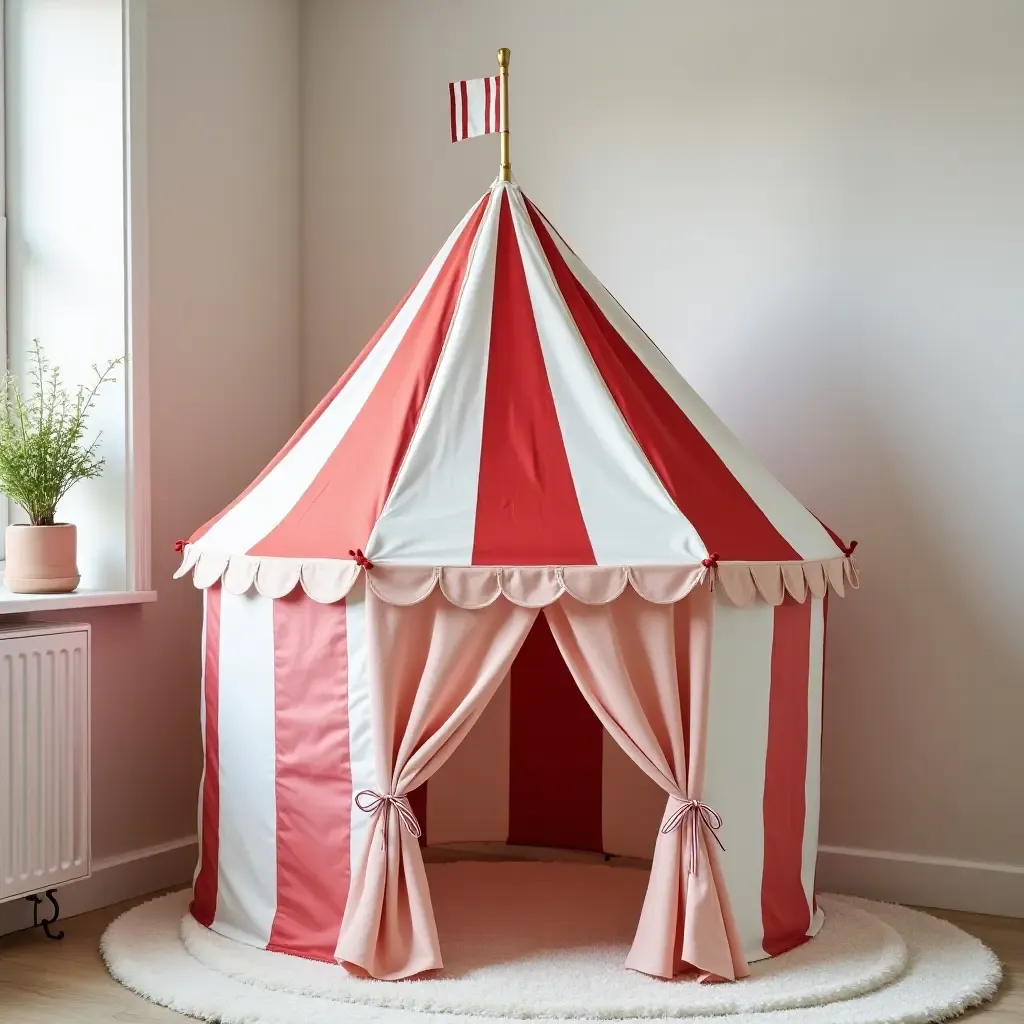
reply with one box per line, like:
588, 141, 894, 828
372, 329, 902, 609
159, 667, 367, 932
0, 889, 1021, 1022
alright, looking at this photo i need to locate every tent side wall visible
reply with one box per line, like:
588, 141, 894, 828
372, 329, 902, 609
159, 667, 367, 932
703, 593, 826, 961
190, 582, 826, 967
190, 582, 372, 960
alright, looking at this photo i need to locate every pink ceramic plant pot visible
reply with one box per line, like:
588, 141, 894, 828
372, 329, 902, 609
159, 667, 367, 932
4, 523, 80, 594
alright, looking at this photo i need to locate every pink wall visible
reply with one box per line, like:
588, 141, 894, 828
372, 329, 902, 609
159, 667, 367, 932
33, 0, 301, 862
300, 0, 1024, 910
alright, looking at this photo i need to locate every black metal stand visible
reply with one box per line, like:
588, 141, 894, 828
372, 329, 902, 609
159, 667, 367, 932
25, 889, 64, 940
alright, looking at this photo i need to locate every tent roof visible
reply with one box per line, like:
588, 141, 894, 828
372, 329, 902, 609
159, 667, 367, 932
177, 181, 856, 607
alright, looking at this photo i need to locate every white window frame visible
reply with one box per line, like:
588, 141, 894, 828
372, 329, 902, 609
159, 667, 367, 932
1, 0, 9, 558
124, 0, 151, 593
0, 0, 152, 605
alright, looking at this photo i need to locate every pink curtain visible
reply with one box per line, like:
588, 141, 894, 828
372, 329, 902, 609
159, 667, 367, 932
544, 586, 749, 981
336, 587, 537, 979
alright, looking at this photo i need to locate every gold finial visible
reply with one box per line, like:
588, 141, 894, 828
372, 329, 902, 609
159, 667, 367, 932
497, 47, 511, 181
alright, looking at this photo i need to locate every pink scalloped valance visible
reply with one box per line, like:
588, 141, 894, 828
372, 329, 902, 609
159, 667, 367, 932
174, 547, 858, 608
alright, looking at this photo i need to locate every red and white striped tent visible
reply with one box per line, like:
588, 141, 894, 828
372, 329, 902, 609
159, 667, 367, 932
177, 178, 858, 983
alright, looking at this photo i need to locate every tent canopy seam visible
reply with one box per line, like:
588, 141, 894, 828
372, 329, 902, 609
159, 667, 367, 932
174, 546, 858, 608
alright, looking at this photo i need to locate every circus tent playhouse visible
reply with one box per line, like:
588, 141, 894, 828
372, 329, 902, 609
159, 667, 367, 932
175, 59, 857, 985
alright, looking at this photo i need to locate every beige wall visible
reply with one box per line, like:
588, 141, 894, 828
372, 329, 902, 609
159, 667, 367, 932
38, 0, 301, 861
301, 0, 1024, 896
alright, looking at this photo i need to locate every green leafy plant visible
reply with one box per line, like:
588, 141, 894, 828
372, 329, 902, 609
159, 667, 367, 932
0, 340, 125, 526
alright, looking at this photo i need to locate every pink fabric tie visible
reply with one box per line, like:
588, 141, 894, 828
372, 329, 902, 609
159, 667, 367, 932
661, 798, 725, 877
354, 790, 422, 850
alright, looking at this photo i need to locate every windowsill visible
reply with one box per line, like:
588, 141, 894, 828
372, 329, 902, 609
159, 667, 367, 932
0, 587, 158, 615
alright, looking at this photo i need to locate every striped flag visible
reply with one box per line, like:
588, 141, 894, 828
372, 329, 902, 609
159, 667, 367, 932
449, 76, 503, 142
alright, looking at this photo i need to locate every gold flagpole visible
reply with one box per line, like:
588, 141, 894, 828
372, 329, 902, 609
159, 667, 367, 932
498, 47, 511, 181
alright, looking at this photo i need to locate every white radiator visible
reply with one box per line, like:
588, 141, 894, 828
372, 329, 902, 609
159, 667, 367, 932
0, 622, 91, 903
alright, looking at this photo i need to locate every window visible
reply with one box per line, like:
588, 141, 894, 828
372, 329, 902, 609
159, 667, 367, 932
1, 1, 8, 557
2, 0, 151, 600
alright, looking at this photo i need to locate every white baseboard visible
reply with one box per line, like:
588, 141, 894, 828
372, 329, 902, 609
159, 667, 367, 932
3, 835, 1020, 938
818, 843, 1024, 918
0, 835, 197, 937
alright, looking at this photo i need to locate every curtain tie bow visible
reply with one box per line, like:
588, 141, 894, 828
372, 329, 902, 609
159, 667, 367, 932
661, 798, 725, 876
354, 789, 422, 849
349, 548, 374, 570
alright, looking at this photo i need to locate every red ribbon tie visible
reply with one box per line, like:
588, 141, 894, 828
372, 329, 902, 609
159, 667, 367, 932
349, 548, 374, 570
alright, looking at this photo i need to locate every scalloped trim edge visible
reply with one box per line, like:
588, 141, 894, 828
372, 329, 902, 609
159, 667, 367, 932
174, 548, 858, 608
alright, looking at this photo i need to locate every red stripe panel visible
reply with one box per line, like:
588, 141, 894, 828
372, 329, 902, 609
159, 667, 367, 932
473, 192, 596, 565
460, 79, 469, 140
508, 614, 604, 852
191, 585, 222, 927
190, 276, 419, 545
525, 201, 799, 562
267, 593, 352, 960
449, 82, 457, 143
483, 76, 491, 134
252, 194, 490, 559
761, 598, 812, 956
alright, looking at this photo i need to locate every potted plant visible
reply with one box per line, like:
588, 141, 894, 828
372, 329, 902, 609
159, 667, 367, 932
0, 340, 124, 594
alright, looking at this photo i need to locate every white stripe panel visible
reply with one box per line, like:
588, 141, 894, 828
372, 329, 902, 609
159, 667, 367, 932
507, 187, 707, 565
533, 208, 841, 562
193, 589, 211, 890
702, 594, 773, 963
214, 591, 278, 947
344, 579, 375, 881
367, 188, 501, 563
803, 597, 825, 935
465, 77, 486, 138
196, 198, 484, 557
426, 672, 511, 845
601, 730, 663, 859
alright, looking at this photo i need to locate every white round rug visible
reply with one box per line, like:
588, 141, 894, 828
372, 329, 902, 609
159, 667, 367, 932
101, 862, 1001, 1024
182, 863, 908, 1017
